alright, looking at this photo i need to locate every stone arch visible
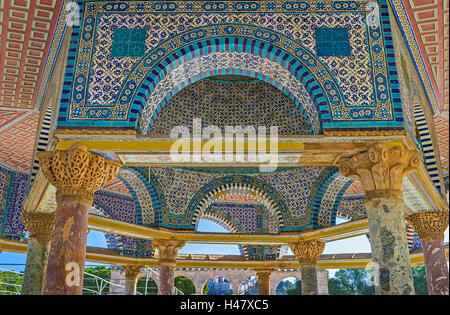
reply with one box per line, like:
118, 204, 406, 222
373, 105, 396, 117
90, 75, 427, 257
199, 212, 247, 257
187, 175, 290, 231
116, 167, 164, 225
272, 274, 302, 295
174, 275, 196, 295
124, 24, 347, 134
201, 275, 233, 295
308, 168, 353, 228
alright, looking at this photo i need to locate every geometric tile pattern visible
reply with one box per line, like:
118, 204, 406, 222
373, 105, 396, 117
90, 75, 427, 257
0, 0, 64, 109
394, 0, 449, 112
59, 0, 405, 133
149, 79, 313, 136
100, 177, 132, 196
414, 102, 442, 192
0, 112, 39, 172
434, 113, 449, 175
315, 27, 351, 57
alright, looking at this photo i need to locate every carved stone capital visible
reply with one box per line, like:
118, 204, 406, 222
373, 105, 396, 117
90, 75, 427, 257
21, 211, 55, 239
289, 240, 325, 265
152, 239, 186, 267
338, 144, 422, 200
37, 143, 122, 204
122, 265, 144, 281
406, 211, 449, 241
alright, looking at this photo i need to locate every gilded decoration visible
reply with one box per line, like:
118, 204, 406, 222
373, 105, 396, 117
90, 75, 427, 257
20, 212, 55, 237
289, 239, 325, 264
122, 265, 145, 280
36, 143, 123, 204
337, 143, 422, 200
406, 211, 449, 241
152, 239, 186, 267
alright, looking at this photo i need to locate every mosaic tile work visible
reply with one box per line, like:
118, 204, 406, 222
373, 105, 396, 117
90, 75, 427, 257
337, 195, 367, 220
149, 166, 355, 231
59, 0, 405, 133
138, 50, 321, 133
0, 166, 28, 241
93, 190, 137, 224
149, 79, 313, 136
86, 10, 370, 107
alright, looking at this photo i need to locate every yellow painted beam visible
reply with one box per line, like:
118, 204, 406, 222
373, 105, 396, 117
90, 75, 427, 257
87, 215, 370, 245
2, 238, 447, 270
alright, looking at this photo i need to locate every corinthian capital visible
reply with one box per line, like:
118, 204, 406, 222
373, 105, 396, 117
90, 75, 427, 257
36, 143, 122, 204
338, 143, 421, 199
122, 265, 144, 280
289, 240, 325, 264
406, 211, 449, 241
152, 239, 186, 267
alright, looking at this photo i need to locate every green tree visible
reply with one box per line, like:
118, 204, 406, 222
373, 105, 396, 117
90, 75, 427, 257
328, 269, 375, 295
83, 266, 111, 295
285, 280, 302, 295
412, 266, 428, 295
136, 277, 158, 295
0, 271, 23, 295
175, 276, 196, 295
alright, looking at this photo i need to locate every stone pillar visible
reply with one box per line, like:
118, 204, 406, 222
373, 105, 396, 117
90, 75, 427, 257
37, 143, 122, 295
151, 239, 185, 295
317, 269, 329, 295
407, 211, 449, 295
122, 265, 144, 295
289, 240, 324, 295
20, 212, 55, 295
339, 143, 421, 295
255, 268, 273, 295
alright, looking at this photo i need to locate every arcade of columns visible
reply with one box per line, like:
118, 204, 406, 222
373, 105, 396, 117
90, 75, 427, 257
18, 142, 449, 295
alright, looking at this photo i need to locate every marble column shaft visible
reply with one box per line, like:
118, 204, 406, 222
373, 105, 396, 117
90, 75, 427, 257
43, 196, 90, 295
255, 269, 273, 295
21, 212, 55, 295
407, 211, 449, 295
365, 195, 414, 295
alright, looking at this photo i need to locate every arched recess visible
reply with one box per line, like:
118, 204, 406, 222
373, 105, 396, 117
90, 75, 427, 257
308, 167, 353, 228
188, 175, 290, 231
123, 24, 346, 134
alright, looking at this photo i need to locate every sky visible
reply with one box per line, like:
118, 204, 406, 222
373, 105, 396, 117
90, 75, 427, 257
1, 217, 448, 275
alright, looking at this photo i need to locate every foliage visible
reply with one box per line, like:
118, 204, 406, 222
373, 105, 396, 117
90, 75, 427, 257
202, 283, 209, 295
136, 277, 158, 295
285, 279, 302, 295
328, 269, 375, 295
175, 276, 196, 295
83, 266, 111, 295
0, 271, 23, 295
328, 267, 429, 295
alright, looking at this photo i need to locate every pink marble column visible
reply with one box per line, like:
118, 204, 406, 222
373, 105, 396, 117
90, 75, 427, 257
159, 265, 175, 295
422, 238, 449, 295
37, 143, 122, 295
43, 196, 90, 295
151, 239, 185, 295
407, 211, 449, 295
